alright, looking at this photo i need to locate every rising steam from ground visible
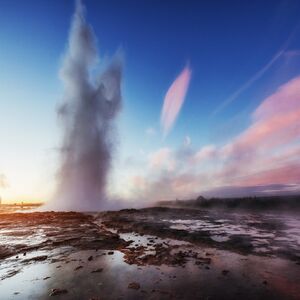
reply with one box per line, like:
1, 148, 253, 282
46, 1, 122, 211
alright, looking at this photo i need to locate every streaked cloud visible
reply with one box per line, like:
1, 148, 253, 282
213, 29, 299, 116
283, 50, 300, 58
161, 65, 191, 138
193, 145, 216, 163
212, 48, 288, 116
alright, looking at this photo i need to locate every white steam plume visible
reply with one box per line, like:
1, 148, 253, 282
46, 0, 122, 211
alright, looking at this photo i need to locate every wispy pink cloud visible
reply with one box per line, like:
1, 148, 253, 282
161, 66, 191, 138
236, 163, 300, 186
254, 76, 300, 121
148, 147, 175, 171
193, 145, 217, 163
222, 77, 300, 165
131, 175, 147, 191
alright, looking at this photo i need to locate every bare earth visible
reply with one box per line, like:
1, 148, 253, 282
0, 207, 299, 300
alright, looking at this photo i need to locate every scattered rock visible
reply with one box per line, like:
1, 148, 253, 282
159, 290, 170, 295
24, 255, 48, 262
108, 251, 114, 255
5, 269, 20, 279
262, 280, 268, 285
91, 268, 103, 273
49, 288, 68, 296
222, 270, 229, 275
128, 282, 140, 290
43, 276, 51, 280
74, 266, 83, 271
88, 256, 93, 261
195, 257, 211, 265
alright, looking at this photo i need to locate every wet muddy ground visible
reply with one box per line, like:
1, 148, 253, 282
0, 207, 299, 299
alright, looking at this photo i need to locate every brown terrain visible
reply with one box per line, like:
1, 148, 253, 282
0, 206, 299, 299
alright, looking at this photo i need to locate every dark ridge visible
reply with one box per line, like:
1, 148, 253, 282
157, 194, 300, 211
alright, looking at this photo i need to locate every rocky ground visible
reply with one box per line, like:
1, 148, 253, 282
0, 207, 299, 299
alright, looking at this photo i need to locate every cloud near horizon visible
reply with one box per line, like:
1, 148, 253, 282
123, 76, 300, 203
0, 174, 8, 188
161, 66, 191, 138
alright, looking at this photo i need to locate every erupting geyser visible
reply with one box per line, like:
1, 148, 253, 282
47, 0, 122, 211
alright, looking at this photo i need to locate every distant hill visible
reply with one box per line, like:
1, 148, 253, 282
156, 195, 300, 211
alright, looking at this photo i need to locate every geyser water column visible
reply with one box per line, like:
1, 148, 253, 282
49, 0, 122, 211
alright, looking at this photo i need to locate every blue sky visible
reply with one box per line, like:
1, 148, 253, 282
1, 0, 300, 203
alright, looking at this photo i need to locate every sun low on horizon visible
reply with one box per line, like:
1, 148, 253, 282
0, 0, 300, 207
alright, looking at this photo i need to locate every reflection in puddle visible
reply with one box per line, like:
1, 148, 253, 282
1, 244, 299, 300
163, 212, 300, 257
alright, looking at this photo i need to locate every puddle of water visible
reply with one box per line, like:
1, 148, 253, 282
161, 212, 300, 256
0, 244, 299, 300
211, 235, 230, 242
